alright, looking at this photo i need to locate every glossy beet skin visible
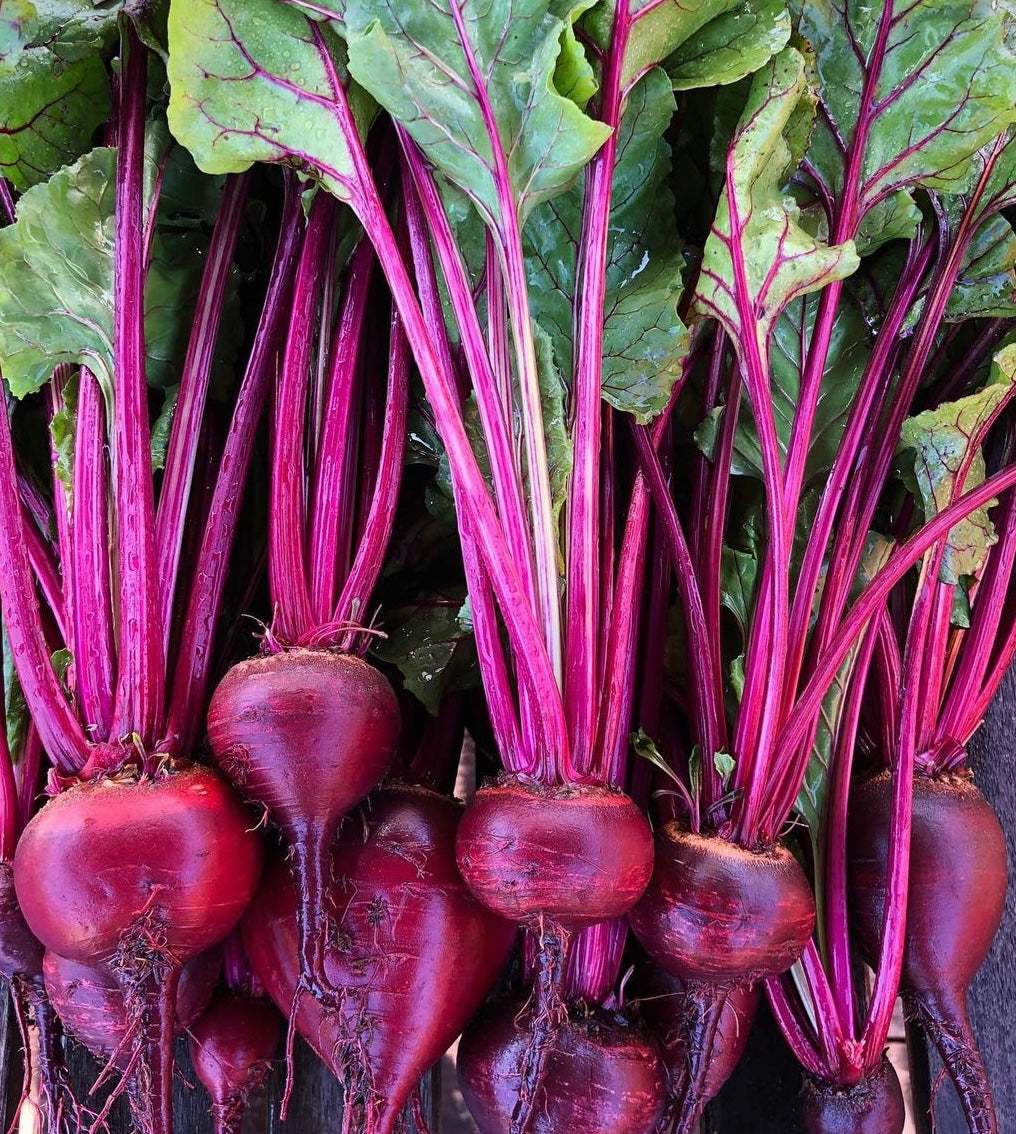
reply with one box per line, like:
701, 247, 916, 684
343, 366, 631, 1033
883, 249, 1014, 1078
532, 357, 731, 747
188, 990, 282, 1134
43, 948, 221, 1066
207, 650, 399, 839
13, 765, 264, 965
457, 998, 666, 1134
208, 649, 399, 996
243, 783, 517, 1134
630, 825, 815, 983
800, 1056, 905, 1134
849, 771, 1007, 1134
455, 777, 654, 930
637, 966, 760, 1104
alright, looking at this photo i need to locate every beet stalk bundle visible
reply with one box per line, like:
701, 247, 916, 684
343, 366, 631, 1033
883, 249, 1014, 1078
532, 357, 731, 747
0, 18, 307, 1129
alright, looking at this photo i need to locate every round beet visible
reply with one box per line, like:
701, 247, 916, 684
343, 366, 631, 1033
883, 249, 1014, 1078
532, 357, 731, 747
800, 1057, 905, 1134
13, 764, 263, 1134
849, 771, 1007, 1134
244, 783, 516, 1134
0, 860, 43, 981
14, 765, 263, 965
630, 825, 815, 983
43, 948, 221, 1066
208, 649, 399, 998
455, 777, 653, 930
457, 998, 665, 1134
188, 989, 281, 1134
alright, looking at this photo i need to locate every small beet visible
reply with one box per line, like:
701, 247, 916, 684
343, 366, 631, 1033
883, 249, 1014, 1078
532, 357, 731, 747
43, 947, 221, 1066
188, 989, 282, 1134
244, 782, 516, 1134
208, 649, 399, 998
799, 1056, 906, 1134
849, 771, 1007, 1134
455, 777, 654, 930
636, 965, 759, 1106
0, 861, 43, 982
457, 998, 665, 1134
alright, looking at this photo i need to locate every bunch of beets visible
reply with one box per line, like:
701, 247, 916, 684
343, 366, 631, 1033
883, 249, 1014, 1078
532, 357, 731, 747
0, 2, 1015, 1133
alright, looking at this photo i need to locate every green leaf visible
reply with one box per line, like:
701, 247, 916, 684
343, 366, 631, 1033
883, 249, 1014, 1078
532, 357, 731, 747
48, 365, 79, 495
897, 345, 1016, 583
0, 144, 226, 401
344, 0, 610, 226
692, 49, 859, 367
0, 0, 119, 190
799, 0, 1016, 212
373, 591, 478, 714
666, 0, 791, 91
0, 147, 116, 395
2, 629, 29, 761
631, 727, 682, 786
719, 545, 757, 635
697, 289, 871, 482
150, 383, 179, 471
526, 67, 688, 421
713, 749, 736, 779
553, 0, 598, 110
854, 190, 922, 256
945, 214, 1016, 322
167, 0, 373, 201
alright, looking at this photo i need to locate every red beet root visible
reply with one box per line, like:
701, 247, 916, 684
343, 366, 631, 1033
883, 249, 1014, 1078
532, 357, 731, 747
637, 966, 759, 1107
0, 861, 44, 982
43, 948, 221, 1066
243, 782, 516, 1134
208, 649, 399, 998
630, 826, 814, 1132
849, 771, 1007, 1134
188, 989, 282, 1134
457, 998, 665, 1134
799, 1056, 905, 1134
455, 777, 654, 930
630, 826, 815, 984
13, 764, 264, 1134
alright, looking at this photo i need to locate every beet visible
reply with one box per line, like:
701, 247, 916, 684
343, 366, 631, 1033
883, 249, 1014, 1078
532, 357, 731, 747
243, 782, 516, 1134
13, 763, 264, 1134
455, 777, 654, 930
43, 947, 221, 1066
630, 825, 815, 983
208, 649, 399, 998
188, 989, 282, 1134
629, 825, 814, 1131
849, 770, 1007, 1134
0, 860, 43, 981
799, 1057, 906, 1134
457, 997, 665, 1134
636, 965, 760, 1107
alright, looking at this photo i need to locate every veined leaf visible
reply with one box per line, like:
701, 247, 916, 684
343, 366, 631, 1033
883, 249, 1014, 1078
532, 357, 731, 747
945, 213, 1016, 323
344, 0, 610, 227
693, 49, 859, 372
897, 345, 1016, 583
167, 0, 374, 201
799, 0, 1016, 213
666, 0, 790, 91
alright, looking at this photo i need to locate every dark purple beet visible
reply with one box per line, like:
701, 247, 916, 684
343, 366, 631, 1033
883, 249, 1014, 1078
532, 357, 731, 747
0, 860, 43, 981
800, 1057, 905, 1134
637, 965, 760, 1105
849, 771, 1006, 1134
243, 782, 516, 1134
208, 649, 399, 998
455, 777, 654, 930
457, 998, 665, 1134
630, 825, 814, 1132
188, 989, 281, 1134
